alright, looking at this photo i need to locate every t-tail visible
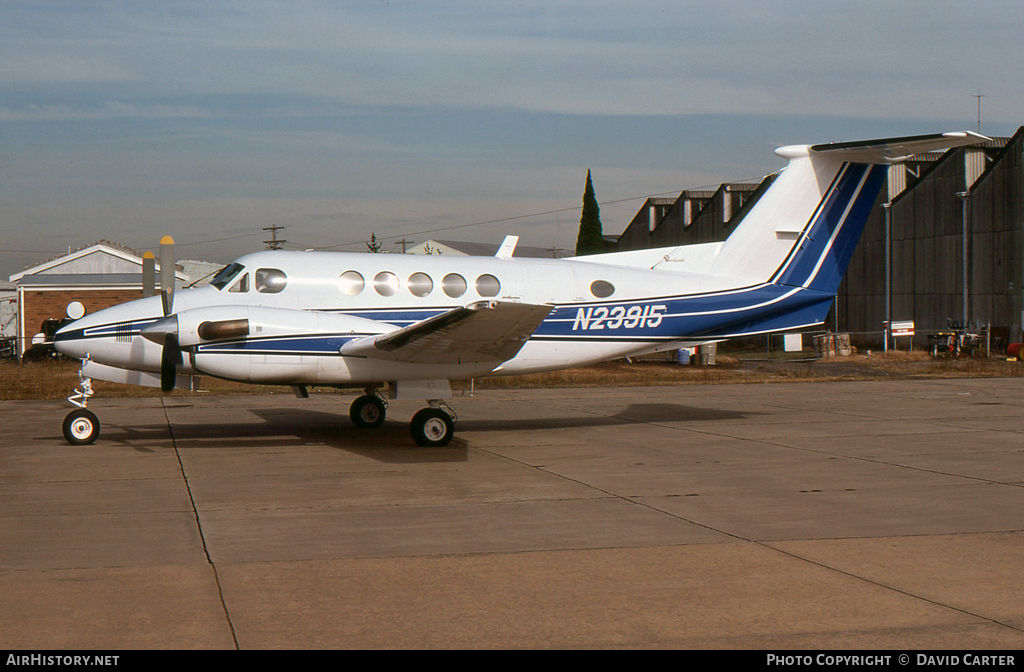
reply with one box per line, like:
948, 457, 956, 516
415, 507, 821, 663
699, 131, 990, 333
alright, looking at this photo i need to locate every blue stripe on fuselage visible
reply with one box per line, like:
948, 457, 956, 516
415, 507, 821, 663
532, 284, 833, 341
195, 333, 370, 356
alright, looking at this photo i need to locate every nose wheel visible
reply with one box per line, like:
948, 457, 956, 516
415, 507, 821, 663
63, 409, 100, 445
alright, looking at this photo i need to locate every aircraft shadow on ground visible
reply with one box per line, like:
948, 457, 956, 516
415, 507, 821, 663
93, 403, 757, 464
453, 403, 754, 432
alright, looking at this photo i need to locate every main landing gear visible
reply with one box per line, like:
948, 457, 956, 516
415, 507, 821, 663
348, 389, 456, 447
62, 365, 100, 445
349, 392, 387, 429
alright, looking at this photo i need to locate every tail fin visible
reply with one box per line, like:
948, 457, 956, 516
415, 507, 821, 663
771, 161, 888, 294
709, 131, 989, 292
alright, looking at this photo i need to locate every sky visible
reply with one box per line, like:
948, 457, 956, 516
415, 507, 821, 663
2, 0, 1022, 280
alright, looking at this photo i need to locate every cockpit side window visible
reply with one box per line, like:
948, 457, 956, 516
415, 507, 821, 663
255, 268, 287, 293
228, 273, 249, 293
211, 263, 244, 290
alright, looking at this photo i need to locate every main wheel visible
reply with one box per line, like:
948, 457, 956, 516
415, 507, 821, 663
410, 408, 454, 447
349, 395, 386, 428
63, 409, 100, 445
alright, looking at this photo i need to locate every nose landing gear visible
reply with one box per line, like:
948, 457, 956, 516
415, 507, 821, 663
63, 363, 99, 445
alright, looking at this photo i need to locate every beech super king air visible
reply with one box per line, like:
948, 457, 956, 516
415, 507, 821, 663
54, 131, 989, 447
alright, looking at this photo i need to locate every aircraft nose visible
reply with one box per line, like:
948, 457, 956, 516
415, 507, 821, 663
54, 319, 89, 359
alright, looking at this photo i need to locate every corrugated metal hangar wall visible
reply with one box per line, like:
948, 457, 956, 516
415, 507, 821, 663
836, 128, 1023, 348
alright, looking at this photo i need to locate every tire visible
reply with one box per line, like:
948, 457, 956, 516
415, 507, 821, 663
410, 408, 454, 448
349, 395, 386, 428
63, 409, 100, 445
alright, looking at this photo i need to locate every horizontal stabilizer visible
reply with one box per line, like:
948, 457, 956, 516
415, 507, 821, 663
806, 131, 990, 164
340, 300, 553, 364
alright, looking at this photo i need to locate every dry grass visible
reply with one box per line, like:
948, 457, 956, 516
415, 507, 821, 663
0, 359, 298, 401
3, 352, 1022, 401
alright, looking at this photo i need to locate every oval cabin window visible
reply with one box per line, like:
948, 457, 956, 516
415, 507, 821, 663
475, 274, 500, 297
374, 271, 399, 296
408, 272, 433, 297
442, 273, 467, 298
339, 271, 365, 296
590, 280, 615, 298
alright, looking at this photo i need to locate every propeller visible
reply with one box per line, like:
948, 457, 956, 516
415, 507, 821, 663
143, 236, 251, 392
139, 235, 181, 392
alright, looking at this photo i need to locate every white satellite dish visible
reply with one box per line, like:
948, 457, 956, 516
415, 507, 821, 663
66, 302, 86, 320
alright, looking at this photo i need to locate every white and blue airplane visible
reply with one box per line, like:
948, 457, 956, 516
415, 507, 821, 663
54, 131, 989, 447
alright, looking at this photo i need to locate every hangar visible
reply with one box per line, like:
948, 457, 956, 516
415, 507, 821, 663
837, 128, 1023, 348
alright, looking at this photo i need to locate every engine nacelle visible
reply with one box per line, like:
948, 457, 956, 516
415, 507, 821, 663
176, 306, 390, 383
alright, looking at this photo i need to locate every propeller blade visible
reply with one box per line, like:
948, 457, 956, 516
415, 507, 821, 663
160, 235, 175, 316
161, 287, 173, 317
161, 333, 182, 392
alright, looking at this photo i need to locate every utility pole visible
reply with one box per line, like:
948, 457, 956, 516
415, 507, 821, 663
394, 238, 413, 254
883, 202, 891, 352
957, 191, 971, 326
263, 225, 286, 250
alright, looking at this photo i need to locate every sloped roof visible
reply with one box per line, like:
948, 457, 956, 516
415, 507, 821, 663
10, 241, 187, 283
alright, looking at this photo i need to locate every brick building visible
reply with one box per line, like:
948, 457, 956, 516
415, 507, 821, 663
9, 241, 186, 359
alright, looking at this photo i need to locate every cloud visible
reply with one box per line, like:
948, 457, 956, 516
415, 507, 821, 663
0, 101, 209, 121
2, 1, 1021, 120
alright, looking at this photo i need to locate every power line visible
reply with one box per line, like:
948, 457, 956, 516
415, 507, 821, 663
312, 184, 736, 251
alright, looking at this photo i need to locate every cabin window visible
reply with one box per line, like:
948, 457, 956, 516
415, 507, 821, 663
442, 273, 467, 298
408, 272, 433, 297
475, 274, 500, 297
374, 271, 399, 296
228, 273, 249, 293
211, 263, 244, 290
255, 268, 287, 294
590, 280, 615, 298
339, 271, 365, 296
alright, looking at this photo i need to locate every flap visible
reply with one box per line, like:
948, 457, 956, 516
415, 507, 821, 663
339, 300, 553, 364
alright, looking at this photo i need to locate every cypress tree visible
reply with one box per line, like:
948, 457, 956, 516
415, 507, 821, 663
575, 169, 604, 256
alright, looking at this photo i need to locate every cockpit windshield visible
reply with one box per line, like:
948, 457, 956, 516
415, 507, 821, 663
210, 263, 245, 290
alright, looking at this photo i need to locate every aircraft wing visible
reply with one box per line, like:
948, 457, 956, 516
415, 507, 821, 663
339, 300, 553, 364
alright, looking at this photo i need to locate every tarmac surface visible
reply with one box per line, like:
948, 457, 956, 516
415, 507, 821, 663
1, 378, 1023, 649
